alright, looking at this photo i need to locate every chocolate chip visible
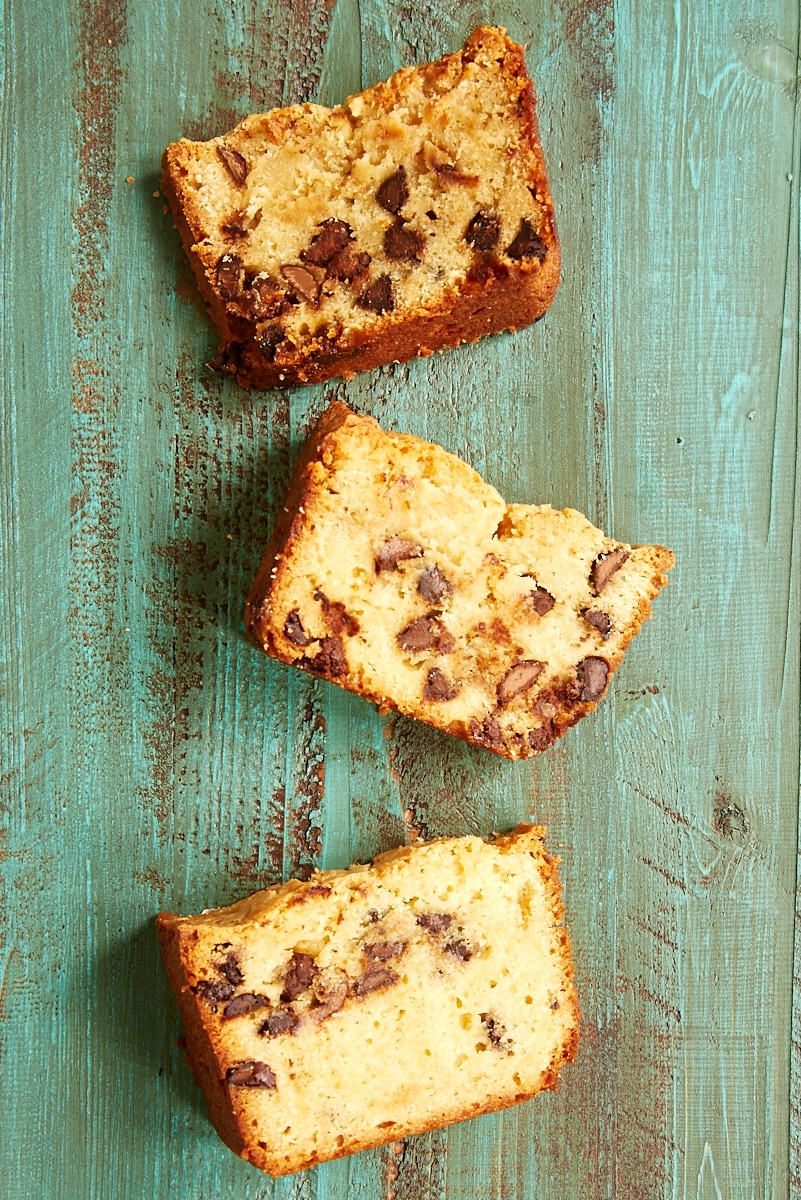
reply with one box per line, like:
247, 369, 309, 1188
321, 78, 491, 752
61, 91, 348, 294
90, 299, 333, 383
226, 1061, 276, 1089
281, 952, 319, 1002
417, 912, 452, 933
375, 537, 423, 572
582, 609, 612, 638
353, 964, 399, 997
480, 1013, 507, 1048
255, 322, 285, 362
417, 565, 453, 604
384, 220, 424, 262
497, 660, 546, 705
376, 166, 409, 214
591, 548, 630, 594
216, 144, 249, 186
221, 215, 249, 240
576, 656, 609, 702
506, 218, 547, 261
358, 274, 395, 314
241, 275, 286, 320
216, 951, 244, 987
284, 610, 313, 646
326, 247, 371, 282
397, 615, 455, 654
195, 979, 235, 1008
469, 714, 503, 747
311, 979, 348, 1020
527, 726, 554, 752
465, 211, 500, 250
310, 635, 347, 677
215, 253, 244, 299
280, 264, 320, 303
364, 941, 406, 961
314, 590, 359, 636
435, 163, 480, 185
424, 668, 460, 702
301, 219, 353, 266
223, 993, 270, 1018
259, 1008, 299, 1036
530, 586, 555, 616
446, 939, 472, 961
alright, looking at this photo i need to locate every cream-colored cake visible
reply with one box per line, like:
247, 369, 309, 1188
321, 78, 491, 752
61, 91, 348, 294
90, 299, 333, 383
156, 825, 579, 1175
245, 402, 675, 759
162, 26, 560, 389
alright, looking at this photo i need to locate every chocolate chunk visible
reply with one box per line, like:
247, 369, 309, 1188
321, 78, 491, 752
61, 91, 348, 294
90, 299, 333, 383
216, 144, 249, 186
384, 220, 424, 262
358, 274, 394, 314
591, 548, 630, 594
284, 610, 313, 646
497, 660, 545, 705
241, 275, 286, 320
353, 964, 399, 996
310, 634, 347, 677
226, 1061, 276, 1089
301, 219, 353, 266
326, 247, 371, 282
255, 322, 285, 362
259, 1008, 299, 1036
417, 912, 452, 933
527, 726, 554, 752
435, 163, 480, 185
215, 253, 244, 299
424, 668, 460, 702
315, 590, 359, 636
221, 215, 249, 240
311, 979, 348, 1020
280, 264, 320, 303
223, 993, 270, 1018
397, 615, 455, 654
417, 565, 453, 604
506, 218, 547, 261
375, 537, 423, 572
480, 1013, 507, 1048
465, 211, 500, 251
530, 586, 555, 616
376, 166, 409, 214
216, 950, 244, 987
446, 939, 472, 961
582, 609, 612, 638
281, 952, 319, 1002
469, 714, 503, 747
364, 941, 406, 961
195, 979, 235, 1008
576, 656, 609, 702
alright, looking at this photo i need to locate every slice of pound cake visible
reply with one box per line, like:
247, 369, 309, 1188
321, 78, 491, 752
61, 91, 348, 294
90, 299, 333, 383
156, 825, 579, 1175
162, 26, 559, 389
245, 402, 675, 760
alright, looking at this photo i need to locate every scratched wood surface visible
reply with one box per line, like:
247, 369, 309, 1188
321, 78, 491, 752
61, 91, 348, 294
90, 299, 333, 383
2, 1, 799, 1197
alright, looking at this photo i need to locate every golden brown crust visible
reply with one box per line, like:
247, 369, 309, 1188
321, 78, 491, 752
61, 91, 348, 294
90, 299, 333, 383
162, 27, 560, 389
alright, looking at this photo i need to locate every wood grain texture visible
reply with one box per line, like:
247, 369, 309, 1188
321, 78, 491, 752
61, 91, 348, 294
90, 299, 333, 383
1, 1, 799, 1198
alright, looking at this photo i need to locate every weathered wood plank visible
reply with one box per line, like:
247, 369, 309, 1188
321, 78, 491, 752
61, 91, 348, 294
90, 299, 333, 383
1, 1, 799, 1198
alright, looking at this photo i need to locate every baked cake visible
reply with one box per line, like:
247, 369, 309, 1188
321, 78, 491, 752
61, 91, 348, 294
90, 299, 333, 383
245, 402, 674, 759
162, 26, 560, 389
156, 825, 579, 1175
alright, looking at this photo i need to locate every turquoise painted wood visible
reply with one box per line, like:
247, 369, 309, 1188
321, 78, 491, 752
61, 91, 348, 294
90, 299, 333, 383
2, 1, 799, 1197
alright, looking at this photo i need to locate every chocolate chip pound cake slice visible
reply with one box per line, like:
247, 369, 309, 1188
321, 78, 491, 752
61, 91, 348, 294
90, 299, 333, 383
245, 402, 675, 760
157, 825, 578, 1176
162, 26, 559, 389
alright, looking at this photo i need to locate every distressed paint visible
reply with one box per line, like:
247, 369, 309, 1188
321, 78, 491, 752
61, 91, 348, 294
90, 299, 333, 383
1, 2, 799, 1198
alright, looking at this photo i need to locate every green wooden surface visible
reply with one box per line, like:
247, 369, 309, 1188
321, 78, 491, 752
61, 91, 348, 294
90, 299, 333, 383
2, 1, 799, 1197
